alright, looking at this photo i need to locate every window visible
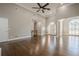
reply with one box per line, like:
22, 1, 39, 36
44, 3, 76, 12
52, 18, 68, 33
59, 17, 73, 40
69, 19, 79, 35
68, 18, 79, 52
48, 22, 56, 35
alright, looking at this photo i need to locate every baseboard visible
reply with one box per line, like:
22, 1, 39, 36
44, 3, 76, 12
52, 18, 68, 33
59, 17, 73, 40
0, 36, 31, 43
9, 36, 31, 41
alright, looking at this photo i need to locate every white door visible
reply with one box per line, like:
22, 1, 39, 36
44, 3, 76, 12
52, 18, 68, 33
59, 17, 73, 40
0, 17, 8, 42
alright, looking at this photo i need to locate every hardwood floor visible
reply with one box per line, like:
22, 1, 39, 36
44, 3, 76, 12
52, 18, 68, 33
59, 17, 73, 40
0, 35, 79, 56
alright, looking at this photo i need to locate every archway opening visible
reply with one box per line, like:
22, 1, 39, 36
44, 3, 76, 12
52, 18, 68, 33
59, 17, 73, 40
68, 18, 79, 52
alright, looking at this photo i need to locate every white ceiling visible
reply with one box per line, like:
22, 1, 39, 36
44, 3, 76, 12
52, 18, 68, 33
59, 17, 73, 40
16, 3, 73, 17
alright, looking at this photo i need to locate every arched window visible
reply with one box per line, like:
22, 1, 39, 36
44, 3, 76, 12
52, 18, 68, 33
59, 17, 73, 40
69, 19, 79, 35
68, 18, 79, 52
47, 22, 56, 50
48, 22, 56, 35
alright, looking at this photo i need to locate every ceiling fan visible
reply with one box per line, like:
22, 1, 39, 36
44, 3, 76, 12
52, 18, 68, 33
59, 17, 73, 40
32, 3, 50, 13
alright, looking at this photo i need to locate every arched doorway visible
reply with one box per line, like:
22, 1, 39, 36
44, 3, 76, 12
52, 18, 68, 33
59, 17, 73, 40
48, 22, 56, 35
47, 22, 56, 50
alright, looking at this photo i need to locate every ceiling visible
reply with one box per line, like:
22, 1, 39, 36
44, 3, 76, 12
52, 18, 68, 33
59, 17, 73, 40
16, 3, 73, 18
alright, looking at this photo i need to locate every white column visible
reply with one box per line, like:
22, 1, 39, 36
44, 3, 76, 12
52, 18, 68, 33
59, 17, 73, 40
58, 19, 64, 48
44, 17, 49, 49
56, 21, 60, 49
45, 17, 48, 35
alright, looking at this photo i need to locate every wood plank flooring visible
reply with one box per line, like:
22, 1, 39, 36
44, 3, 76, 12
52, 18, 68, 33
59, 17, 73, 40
0, 36, 79, 56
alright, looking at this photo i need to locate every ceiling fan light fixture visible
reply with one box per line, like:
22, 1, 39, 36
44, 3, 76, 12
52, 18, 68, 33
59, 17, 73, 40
32, 3, 50, 13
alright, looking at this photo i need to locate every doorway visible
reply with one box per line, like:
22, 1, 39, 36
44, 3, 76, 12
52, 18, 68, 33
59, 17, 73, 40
0, 17, 8, 42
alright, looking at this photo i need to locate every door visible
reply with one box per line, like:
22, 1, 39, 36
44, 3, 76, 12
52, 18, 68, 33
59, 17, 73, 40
0, 17, 8, 42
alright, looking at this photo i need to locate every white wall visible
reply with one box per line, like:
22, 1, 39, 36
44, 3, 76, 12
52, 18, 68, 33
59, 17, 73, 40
48, 4, 79, 23
48, 4, 79, 35
0, 3, 45, 40
1, 3, 79, 40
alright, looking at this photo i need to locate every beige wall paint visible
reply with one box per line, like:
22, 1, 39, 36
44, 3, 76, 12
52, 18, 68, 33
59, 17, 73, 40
0, 3, 45, 39
48, 4, 79, 35
48, 4, 79, 23
0, 3, 79, 40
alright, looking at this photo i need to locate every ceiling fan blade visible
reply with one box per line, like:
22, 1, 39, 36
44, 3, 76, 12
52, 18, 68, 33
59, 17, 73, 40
37, 3, 41, 8
43, 8, 50, 10
32, 7, 39, 9
42, 3, 49, 8
37, 9, 40, 12
42, 10, 44, 13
